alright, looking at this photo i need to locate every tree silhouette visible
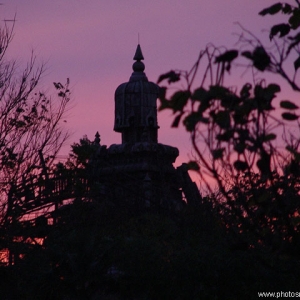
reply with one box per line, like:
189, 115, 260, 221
0, 18, 70, 265
157, 1, 300, 254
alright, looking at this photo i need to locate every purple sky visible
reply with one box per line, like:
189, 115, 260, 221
0, 1, 286, 171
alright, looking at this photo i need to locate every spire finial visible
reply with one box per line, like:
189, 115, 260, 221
94, 131, 101, 145
132, 44, 145, 72
133, 44, 144, 61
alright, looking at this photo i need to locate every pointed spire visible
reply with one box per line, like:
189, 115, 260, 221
132, 44, 145, 73
133, 44, 144, 61
94, 131, 101, 145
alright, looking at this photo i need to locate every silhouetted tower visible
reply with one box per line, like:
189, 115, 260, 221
93, 45, 201, 210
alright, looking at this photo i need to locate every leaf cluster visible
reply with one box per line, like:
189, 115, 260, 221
159, 75, 296, 178
259, 2, 300, 73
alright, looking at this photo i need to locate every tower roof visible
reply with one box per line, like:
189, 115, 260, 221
132, 44, 145, 75
133, 44, 144, 61
114, 44, 159, 143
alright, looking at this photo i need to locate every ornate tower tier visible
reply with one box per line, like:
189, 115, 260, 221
114, 45, 159, 144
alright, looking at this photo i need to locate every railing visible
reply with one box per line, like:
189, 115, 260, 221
10, 170, 94, 219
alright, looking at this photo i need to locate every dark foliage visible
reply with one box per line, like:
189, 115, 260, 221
155, 1, 300, 297
2, 197, 300, 300
3, 2, 300, 299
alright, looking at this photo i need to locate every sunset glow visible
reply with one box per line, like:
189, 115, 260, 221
1, 0, 283, 165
